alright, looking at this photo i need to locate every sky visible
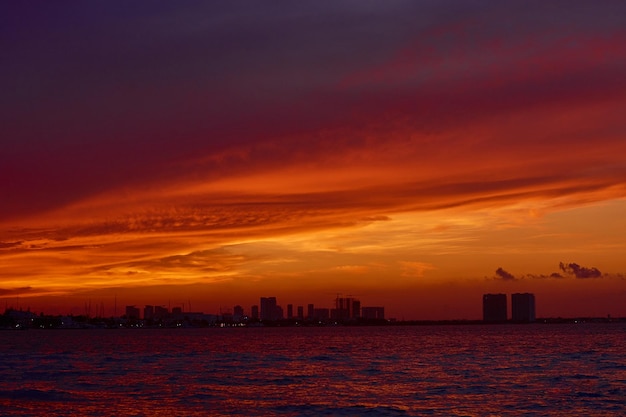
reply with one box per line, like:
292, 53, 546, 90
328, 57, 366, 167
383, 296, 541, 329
1, 1, 625, 320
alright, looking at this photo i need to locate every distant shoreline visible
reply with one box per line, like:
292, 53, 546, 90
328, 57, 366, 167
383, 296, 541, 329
2, 309, 624, 331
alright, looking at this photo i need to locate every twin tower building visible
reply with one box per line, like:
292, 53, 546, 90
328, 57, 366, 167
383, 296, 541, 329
483, 293, 536, 323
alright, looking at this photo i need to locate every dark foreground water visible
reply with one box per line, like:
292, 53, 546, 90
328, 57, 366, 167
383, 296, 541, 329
1, 324, 625, 416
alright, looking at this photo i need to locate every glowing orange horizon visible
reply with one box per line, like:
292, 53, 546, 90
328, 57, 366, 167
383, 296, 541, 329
2, 3, 625, 320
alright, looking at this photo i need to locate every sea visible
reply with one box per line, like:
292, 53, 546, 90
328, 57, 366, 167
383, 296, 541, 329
1, 324, 624, 416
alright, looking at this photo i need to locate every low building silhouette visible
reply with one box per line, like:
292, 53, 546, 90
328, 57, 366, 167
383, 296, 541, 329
125, 305, 140, 320
313, 308, 330, 321
361, 306, 385, 320
154, 306, 168, 320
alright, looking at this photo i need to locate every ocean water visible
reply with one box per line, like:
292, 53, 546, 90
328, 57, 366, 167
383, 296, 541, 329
1, 324, 624, 416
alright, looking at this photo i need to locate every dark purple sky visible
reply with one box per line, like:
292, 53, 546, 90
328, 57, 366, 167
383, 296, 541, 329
2, 2, 625, 318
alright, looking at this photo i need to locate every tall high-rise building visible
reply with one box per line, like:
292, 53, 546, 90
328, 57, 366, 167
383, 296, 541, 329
483, 294, 507, 322
233, 305, 244, 322
251, 305, 259, 320
307, 304, 314, 320
297, 306, 304, 320
287, 304, 293, 319
335, 297, 361, 321
511, 293, 536, 322
144, 305, 154, 320
260, 297, 278, 321
275, 305, 284, 320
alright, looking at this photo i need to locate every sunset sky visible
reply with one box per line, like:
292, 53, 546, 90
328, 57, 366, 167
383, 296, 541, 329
1, 2, 625, 320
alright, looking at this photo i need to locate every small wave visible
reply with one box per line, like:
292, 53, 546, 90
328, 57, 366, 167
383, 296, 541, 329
0, 388, 76, 402
273, 404, 411, 416
575, 391, 605, 398
570, 374, 600, 380
361, 367, 382, 376
182, 392, 215, 401
310, 355, 338, 362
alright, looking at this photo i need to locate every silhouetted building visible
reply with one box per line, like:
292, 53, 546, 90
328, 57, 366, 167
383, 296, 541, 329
483, 294, 507, 322
335, 297, 361, 321
5, 309, 38, 328
172, 306, 182, 315
251, 305, 259, 320
287, 304, 293, 319
352, 300, 361, 319
144, 305, 154, 320
297, 306, 304, 320
511, 293, 536, 322
154, 305, 168, 320
362, 306, 385, 320
313, 308, 330, 321
260, 297, 279, 321
125, 305, 140, 320
233, 305, 244, 322
307, 304, 314, 320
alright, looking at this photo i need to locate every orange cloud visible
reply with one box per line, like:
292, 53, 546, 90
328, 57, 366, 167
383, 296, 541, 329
2, 3, 626, 319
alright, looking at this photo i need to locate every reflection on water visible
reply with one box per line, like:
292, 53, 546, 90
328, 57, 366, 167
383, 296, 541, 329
1, 324, 625, 416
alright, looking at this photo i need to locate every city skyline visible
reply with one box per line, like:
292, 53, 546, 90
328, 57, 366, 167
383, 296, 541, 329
3, 294, 385, 322
1, 2, 626, 321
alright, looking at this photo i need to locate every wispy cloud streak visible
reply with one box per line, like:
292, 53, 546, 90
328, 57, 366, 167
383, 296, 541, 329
1, 2, 625, 318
